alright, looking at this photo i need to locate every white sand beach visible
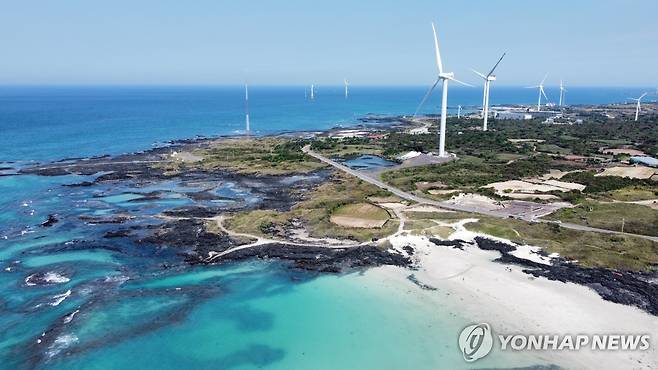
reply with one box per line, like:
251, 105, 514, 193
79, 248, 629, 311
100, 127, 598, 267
373, 230, 658, 369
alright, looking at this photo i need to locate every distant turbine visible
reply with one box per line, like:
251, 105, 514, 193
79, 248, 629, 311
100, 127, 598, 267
310, 84, 315, 100
344, 79, 349, 98
457, 105, 462, 118
414, 22, 471, 157
472, 52, 506, 131
559, 79, 567, 107
526, 74, 549, 111
628, 93, 648, 121
244, 83, 250, 133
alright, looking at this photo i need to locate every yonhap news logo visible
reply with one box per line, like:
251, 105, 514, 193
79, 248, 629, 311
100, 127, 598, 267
458, 323, 493, 362
458, 323, 651, 363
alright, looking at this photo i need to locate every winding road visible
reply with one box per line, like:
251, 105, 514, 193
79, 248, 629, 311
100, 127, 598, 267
302, 145, 658, 243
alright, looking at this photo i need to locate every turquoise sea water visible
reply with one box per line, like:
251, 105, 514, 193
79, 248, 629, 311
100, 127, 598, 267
0, 86, 646, 369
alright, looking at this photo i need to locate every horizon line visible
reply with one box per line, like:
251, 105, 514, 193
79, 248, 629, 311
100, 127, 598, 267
0, 83, 656, 89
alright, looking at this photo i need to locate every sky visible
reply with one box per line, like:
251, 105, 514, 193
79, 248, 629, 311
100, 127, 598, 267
0, 0, 656, 87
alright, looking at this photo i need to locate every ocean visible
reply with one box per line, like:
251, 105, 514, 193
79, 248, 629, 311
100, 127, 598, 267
0, 86, 651, 369
1, 85, 653, 162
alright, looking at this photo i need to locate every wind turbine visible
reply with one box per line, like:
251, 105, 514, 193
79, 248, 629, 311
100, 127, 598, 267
310, 84, 315, 100
559, 79, 567, 107
414, 22, 471, 157
457, 105, 462, 118
344, 79, 349, 98
244, 83, 251, 134
472, 52, 506, 131
526, 74, 549, 111
628, 93, 647, 121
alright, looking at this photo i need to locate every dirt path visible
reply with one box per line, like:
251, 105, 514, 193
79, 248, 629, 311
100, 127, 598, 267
303, 145, 658, 243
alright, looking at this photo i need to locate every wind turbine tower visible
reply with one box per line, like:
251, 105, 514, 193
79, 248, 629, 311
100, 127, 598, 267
244, 83, 250, 133
310, 84, 315, 100
559, 80, 567, 107
344, 79, 349, 98
527, 74, 549, 112
629, 93, 647, 121
472, 52, 506, 131
413, 22, 470, 157
457, 105, 462, 118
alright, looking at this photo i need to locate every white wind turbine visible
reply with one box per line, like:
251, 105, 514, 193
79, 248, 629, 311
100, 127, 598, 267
344, 79, 349, 98
310, 84, 315, 100
472, 52, 506, 131
559, 79, 567, 107
457, 105, 462, 118
414, 22, 471, 157
526, 74, 549, 111
244, 83, 251, 133
628, 93, 647, 121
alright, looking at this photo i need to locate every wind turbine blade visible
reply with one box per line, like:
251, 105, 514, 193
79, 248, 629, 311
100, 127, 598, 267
640, 92, 648, 99
448, 77, 473, 87
541, 87, 549, 100
471, 69, 487, 80
413, 78, 440, 117
487, 52, 506, 77
431, 23, 444, 74
540, 73, 549, 85
525, 86, 540, 89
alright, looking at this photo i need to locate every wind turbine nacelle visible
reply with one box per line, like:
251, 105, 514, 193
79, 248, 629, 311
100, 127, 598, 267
487, 75, 497, 81
439, 72, 454, 79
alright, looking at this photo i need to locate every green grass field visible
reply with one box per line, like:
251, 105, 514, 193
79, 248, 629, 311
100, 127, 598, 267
546, 201, 658, 237
188, 137, 326, 175
404, 210, 658, 271
599, 187, 658, 202
465, 216, 658, 271
225, 172, 399, 242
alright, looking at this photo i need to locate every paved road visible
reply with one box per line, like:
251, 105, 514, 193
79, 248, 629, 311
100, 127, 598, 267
303, 145, 658, 243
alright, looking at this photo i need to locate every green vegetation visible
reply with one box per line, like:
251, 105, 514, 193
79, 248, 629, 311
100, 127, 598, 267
465, 215, 658, 271
175, 137, 326, 175
382, 128, 531, 159
561, 171, 653, 193
226, 172, 399, 242
603, 188, 658, 202
381, 155, 557, 193
331, 203, 390, 222
402, 210, 658, 271
486, 117, 658, 156
311, 137, 384, 158
546, 201, 658, 237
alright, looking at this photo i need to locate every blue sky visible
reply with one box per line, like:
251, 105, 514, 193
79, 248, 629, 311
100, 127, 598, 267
0, 0, 656, 86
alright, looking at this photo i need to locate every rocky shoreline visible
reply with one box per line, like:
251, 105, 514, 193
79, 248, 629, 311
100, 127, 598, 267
9, 127, 658, 315
430, 236, 658, 316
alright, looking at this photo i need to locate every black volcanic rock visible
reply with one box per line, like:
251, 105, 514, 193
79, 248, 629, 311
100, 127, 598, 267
40, 214, 58, 228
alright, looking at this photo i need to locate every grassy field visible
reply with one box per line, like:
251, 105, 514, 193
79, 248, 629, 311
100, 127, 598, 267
225, 172, 399, 242
330, 203, 390, 228
597, 187, 658, 202
380, 155, 557, 194
159, 137, 327, 175
316, 143, 384, 159
536, 143, 572, 155
404, 210, 658, 271
466, 216, 658, 271
545, 201, 658, 237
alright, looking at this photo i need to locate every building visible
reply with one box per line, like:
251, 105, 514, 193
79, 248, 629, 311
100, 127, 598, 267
407, 126, 429, 135
629, 156, 658, 168
495, 112, 532, 120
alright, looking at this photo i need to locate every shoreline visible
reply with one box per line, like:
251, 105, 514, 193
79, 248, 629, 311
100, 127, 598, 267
377, 229, 658, 369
